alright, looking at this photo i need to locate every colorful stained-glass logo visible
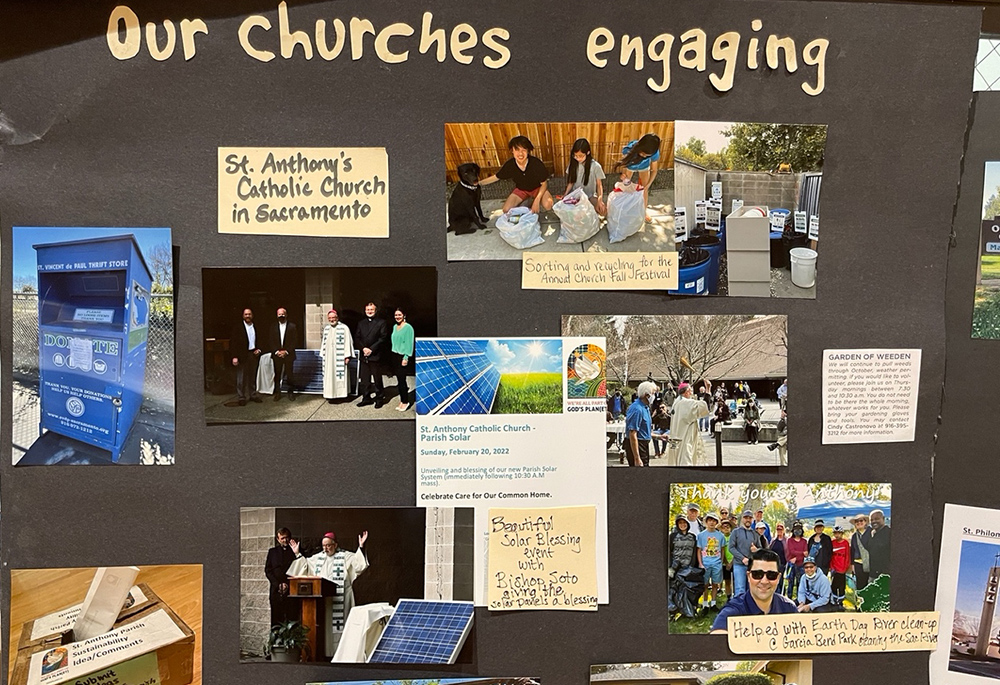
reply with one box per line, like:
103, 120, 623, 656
567, 344, 606, 398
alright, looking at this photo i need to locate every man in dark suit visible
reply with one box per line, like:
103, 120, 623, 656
354, 302, 390, 409
264, 528, 298, 628
230, 307, 263, 406
268, 307, 299, 401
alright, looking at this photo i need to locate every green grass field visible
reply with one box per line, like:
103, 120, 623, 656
492, 373, 562, 414
982, 255, 1000, 281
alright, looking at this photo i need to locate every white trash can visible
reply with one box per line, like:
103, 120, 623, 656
789, 247, 818, 288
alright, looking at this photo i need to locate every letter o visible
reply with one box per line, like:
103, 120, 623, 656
107, 5, 141, 60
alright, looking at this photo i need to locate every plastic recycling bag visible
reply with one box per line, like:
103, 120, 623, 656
553, 188, 601, 244
606, 181, 645, 243
495, 206, 544, 249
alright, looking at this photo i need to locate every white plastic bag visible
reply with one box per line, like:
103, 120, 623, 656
553, 188, 601, 243
606, 181, 645, 243
495, 206, 544, 249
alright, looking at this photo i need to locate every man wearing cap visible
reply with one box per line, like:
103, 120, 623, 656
719, 519, 734, 599
698, 513, 727, 609
807, 519, 833, 575
868, 509, 891, 579
797, 556, 833, 612
830, 525, 852, 606
624, 381, 658, 467
668, 382, 710, 466
287, 530, 370, 655
685, 503, 704, 534
728, 510, 759, 597
710, 548, 797, 633
753, 509, 771, 543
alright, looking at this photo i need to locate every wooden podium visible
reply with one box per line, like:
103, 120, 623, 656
288, 577, 323, 662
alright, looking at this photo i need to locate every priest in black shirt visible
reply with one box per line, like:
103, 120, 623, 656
265, 527, 298, 627
355, 302, 390, 409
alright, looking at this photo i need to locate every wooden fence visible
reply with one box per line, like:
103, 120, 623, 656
444, 122, 675, 182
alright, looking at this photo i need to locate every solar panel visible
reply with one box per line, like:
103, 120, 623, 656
367, 599, 475, 665
415, 339, 500, 415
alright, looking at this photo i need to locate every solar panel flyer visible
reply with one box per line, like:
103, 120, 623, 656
415, 337, 609, 606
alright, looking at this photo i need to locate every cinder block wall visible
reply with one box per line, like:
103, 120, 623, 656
711, 172, 802, 215
240, 506, 276, 657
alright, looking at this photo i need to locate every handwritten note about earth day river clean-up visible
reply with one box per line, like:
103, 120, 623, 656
822, 348, 921, 444
726, 611, 939, 654
521, 252, 678, 290
218, 147, 388, 237
487, 506, 597, 611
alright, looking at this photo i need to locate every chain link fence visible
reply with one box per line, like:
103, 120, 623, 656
12, 292, 175, 461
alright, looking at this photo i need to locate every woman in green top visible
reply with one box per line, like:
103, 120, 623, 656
391, 307, 416, 411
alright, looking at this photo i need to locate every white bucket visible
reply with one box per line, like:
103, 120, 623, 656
789, 247, 818, 288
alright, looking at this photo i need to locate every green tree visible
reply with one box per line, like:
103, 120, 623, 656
705, 674, 771, 685
984, 187, 1000, 220
676, 137, 731, 170
723, 123, 826, 172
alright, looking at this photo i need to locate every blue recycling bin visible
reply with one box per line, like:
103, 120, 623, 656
34, 235, 153, 462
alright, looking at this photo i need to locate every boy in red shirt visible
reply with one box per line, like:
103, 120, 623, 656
830, 525, 852, 607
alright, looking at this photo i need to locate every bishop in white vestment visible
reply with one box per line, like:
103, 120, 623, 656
287, 531, 369, 656
320, 310, 355, 400
669, 382, 711, 467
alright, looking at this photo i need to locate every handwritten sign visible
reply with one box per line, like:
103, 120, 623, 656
487, 506, 597, 611
726, 611, 939, 654
218, 147, 388, 237
522, 252, 678, 290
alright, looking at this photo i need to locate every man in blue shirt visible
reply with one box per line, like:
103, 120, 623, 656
624, 380, 657, 467
711, 549, 797, 633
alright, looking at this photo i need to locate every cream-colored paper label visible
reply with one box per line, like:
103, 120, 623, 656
487, 505, 597, 611
218, 147, 388, 237
522, 252, 678, 290
726, 611, 939, 654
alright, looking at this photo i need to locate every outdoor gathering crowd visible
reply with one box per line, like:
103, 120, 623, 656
664, 504, 891, 632
609, 377, 788, 467
227, 304, 415, 410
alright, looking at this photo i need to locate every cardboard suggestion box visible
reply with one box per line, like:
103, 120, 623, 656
12, 583, 195, 685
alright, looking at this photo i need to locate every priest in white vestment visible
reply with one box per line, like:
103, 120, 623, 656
668, 382, 711, 467
320, 310, 355, 401
287, 531, 369, 656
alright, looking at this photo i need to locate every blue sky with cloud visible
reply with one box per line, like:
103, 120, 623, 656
485, 339, 562, 374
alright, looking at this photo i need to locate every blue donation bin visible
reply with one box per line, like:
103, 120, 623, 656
34, 235, 153, 462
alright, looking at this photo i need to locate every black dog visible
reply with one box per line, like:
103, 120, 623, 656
448, 162, 487, 235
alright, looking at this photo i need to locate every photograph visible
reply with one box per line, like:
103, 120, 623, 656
240, 506, 475, 665
8, 565, 202, 685
306, 677, 542, 685
974, 161, 1000, 338
445, 122, 675, 260
666, 482, 891, 635
562, 315, 788, 467
591, 660, 812, 685
415, 339, 567, 415
11, 227, 175, 466
202, 266, 436, 423
932, 504, 1000, 682
673, 121, 826, 298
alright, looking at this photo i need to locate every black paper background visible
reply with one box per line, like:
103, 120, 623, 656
0, 1, 983, 684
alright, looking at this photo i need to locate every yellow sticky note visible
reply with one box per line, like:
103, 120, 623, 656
218, 147, 388, 237
487, 505, 598, 611
726, 610, 939, 654
521, 252, 678, 290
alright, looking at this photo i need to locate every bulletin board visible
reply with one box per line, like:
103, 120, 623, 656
0, 2, 984, 685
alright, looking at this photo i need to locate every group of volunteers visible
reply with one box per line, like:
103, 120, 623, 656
476, 133, 662, 224
665, 503, 891, 632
